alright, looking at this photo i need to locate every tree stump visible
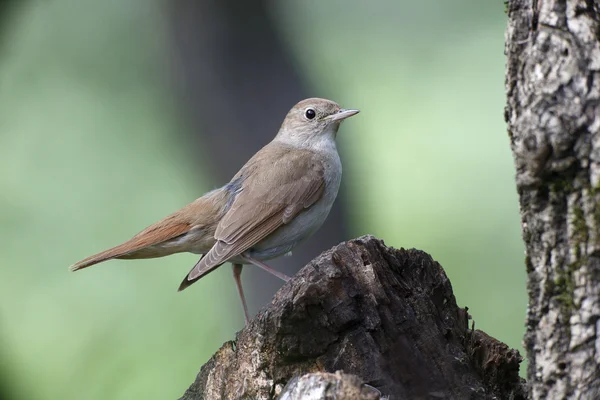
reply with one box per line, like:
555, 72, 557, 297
180, 236, 525, 400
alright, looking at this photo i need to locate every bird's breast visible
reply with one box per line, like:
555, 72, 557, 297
249, 149, 342, 260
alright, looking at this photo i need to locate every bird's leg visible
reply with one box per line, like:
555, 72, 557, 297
232, 264, 250, 325
240, 255, 291, 282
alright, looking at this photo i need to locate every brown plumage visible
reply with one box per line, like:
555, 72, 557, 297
184, 144, 326, 282
70, 98, 359, 323
69, 189, 229, 271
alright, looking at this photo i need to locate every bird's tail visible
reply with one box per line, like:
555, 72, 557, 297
69, 188, 230, 273
69, 221, 193, 272
69, 242, 141, 271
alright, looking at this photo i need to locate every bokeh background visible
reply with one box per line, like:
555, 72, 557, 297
0, 1, 524, 399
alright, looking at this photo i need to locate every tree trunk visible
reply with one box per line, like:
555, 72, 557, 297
180, 236, 525, 400
505, 0, 600, 398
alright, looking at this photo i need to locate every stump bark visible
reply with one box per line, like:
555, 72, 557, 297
180, 236, 525, 400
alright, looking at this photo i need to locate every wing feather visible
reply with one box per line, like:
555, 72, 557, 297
184, 143, 326, 282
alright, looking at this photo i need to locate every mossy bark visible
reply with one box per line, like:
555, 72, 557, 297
505, 0, 600, 398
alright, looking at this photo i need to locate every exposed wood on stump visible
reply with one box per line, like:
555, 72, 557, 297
180, 236, 525, 400
279, 372, 380, 400
505, 0, 600, 398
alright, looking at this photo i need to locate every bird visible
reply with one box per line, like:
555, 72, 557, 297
69, 98, 359, 324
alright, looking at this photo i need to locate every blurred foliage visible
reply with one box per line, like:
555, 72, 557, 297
0, 1, 230, 399
0, 0, 524, 399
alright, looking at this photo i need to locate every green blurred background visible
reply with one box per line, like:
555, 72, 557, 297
0, 1, 524, 399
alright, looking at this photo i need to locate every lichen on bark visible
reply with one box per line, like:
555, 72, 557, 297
505, 0, 600, 398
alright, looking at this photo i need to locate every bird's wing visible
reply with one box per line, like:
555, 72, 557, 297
183, 145, 325, 282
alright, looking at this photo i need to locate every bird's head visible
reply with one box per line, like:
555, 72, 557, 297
275, 98, 359, 149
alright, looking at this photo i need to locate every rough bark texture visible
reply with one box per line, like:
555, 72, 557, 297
180, 236, 525, 400
278, 372, 381, 400
505, 0, 600, 398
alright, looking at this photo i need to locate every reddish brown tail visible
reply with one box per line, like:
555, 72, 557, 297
69, 190, 229, 274
69, 243, 139, 271
69, 221, 193, 272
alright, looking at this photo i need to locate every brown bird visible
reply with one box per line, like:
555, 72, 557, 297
70, 98, 359, 323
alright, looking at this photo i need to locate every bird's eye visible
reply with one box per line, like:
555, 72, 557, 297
305, 108, 316, 119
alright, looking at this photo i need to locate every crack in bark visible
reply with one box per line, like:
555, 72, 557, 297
506, 0, 600, 398
180, 236, 525, 399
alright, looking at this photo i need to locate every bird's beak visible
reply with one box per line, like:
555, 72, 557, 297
325, 108, 360, 122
